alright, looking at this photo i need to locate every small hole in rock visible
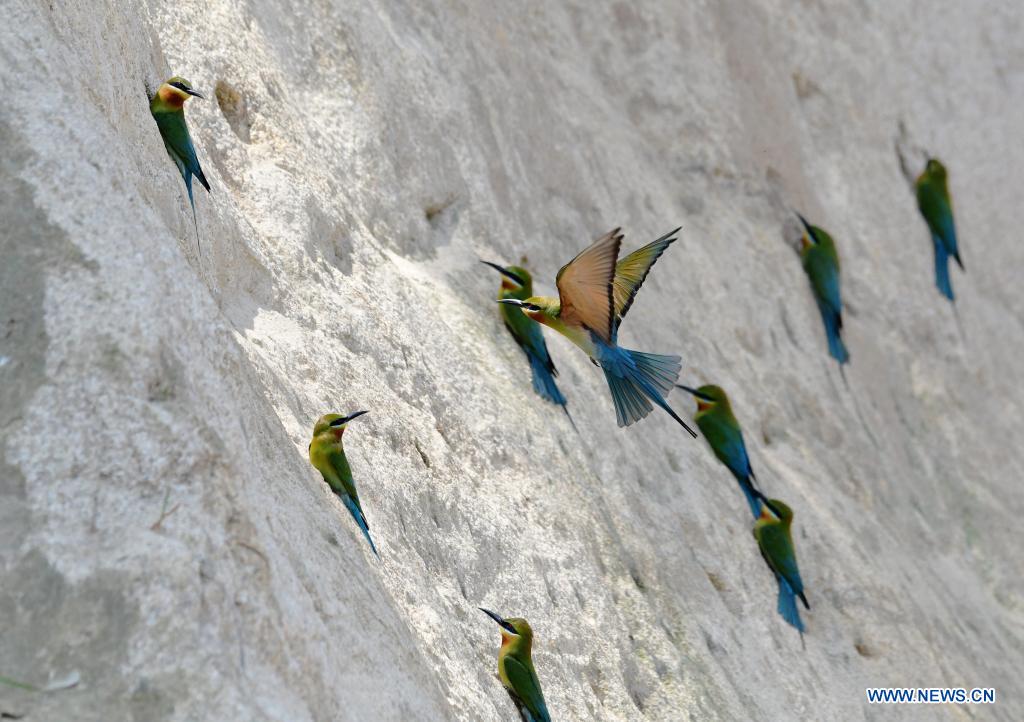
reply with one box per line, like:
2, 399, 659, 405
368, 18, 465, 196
215, 80, 252, 143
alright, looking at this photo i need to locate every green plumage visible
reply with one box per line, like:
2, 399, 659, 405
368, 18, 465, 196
481, 611, 550, 722
678, 384, 763, 518
755, 516, 800, 589
753, 499, 808, 633
694, 392, 742, 461
800, 228, 840, 308
150, 76, 210, 246
915, 158, 962, 300
308, 412, 377, 555
798, 217, 849, 365
497, 267, 547, 368
484, 261, 571, 416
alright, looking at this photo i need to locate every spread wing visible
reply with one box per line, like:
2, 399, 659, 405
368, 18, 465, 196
555, 228, 622, 344
613, 227, 679, 328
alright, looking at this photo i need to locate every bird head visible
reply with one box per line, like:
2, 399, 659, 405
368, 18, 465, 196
796, 212, 818, 250
760, 498, 794, 524
479, 608, 533, 647
496, 296, 557, 323
480, 261, 531, 293
157, 76, 204, 107
924, 158, 946, 180
676, 384, 727, 412
313, 410, 369, 439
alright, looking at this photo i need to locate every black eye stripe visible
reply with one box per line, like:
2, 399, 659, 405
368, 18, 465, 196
329, 418, 346, 427
171, 81, 189, 91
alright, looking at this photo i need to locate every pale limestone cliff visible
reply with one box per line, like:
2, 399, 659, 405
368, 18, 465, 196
2, 1, 1022, 720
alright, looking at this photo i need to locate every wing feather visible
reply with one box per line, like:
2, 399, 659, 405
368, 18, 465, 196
613, 227, 679, 327
555, 228, 622, 344
503, 657, 549, 722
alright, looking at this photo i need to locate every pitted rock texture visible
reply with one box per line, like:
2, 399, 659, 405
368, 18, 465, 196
1, 1, 1022, 720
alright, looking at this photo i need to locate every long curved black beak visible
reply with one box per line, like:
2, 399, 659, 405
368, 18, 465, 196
496, 298, 527, 307
752, 491, 786, 520
479, 607, 517, 635
342, 410, 370, 424
185, 88, 205, 99
675, 384, 714, 402
795, 212, 816, 240
479, 260, 526, 287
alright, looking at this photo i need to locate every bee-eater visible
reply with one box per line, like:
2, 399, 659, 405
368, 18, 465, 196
481, 261, 575, 429
498, 227, 696, 437
915, 158, 963, 301
479, 608, 551, 722
308, 411, 377, 556
675, 384, 769, 519
797, 214, 849, 366
150, 76, 210, 248
753, 499, 809, 636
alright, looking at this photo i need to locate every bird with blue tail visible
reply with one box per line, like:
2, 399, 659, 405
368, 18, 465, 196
797, 214, 849, 368
497, 227, 696, 437
915, 158, 963, 301
753, 498, 809, 639
676, 384, 772, 519
308, 411, 378, 556
480, 608, 551, 722
150, 76, 210, 251
481, 261, 575, 431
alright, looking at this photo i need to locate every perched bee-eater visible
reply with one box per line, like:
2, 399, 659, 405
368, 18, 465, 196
150, 76, 210, 247
676, 384, 769, 518
481, 261, 575, 429
308, 411, 377, 556
915, 158, 963, 301
479, 608, 551, 722
498, 227, 696, 437
797, 214, 849, 366
753, 499, 809, 636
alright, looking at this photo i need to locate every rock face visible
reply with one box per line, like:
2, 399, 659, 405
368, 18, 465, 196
2, 1, 1023, 720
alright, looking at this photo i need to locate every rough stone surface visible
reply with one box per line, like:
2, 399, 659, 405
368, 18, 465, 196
2, 1, 1022, 720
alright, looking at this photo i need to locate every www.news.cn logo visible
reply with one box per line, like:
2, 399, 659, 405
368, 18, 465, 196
866, 688, 996, 704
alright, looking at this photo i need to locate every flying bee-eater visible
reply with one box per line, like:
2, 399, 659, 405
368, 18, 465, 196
498, 227, 696, 437
150, 76, 210, 249
481, 261, 575, 430
797, 214, 849, 366
915, 158, 963, 301
479, 608, 551, 722
308, 411, 377, 556
676, 384, 770, 518
753, 498, 809, 636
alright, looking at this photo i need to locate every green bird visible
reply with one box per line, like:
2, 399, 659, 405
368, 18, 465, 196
915, 158, 963, 301
150, 76, 210, 248
480, 608, 550, 722
481, 261, 575, 430
753, 498, 809, 636
798, 214, 849, 366
308, 411, 377, 555
675, 384, 771, 519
